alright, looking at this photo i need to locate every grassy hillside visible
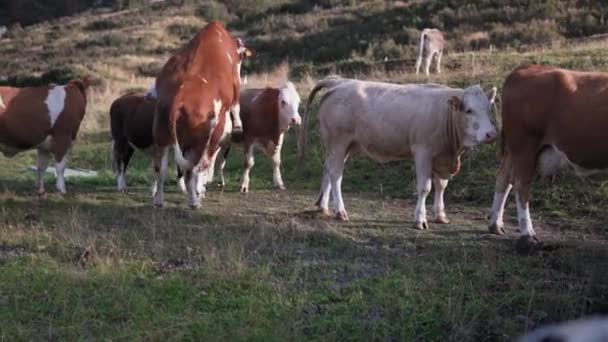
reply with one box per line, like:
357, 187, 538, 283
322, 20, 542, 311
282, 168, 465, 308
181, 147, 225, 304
1, 2, 608, 341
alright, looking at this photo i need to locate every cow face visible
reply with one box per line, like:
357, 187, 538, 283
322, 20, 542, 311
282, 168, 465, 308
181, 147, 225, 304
278, 81, 301, 126
450, 85, 497, 147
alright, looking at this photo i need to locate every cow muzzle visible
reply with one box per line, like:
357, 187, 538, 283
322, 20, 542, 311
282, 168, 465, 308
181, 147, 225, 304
481, 130, 498, 143
291, 115, 302, 126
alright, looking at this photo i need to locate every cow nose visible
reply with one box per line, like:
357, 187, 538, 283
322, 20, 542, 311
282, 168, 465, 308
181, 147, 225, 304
292, 116, 301, 126
484, 131, 497, 142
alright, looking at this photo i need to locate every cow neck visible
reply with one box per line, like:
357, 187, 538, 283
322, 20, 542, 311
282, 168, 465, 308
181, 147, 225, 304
446, 106, 465, 159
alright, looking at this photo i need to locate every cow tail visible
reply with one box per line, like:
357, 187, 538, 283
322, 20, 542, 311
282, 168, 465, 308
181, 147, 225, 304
296, 76, 343, 167
418, 29, 428, 58
168, 98, 191, 171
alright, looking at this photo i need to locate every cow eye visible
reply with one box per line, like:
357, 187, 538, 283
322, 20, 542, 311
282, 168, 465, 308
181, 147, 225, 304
281, 100, 287, 107
466, 109, 473, 114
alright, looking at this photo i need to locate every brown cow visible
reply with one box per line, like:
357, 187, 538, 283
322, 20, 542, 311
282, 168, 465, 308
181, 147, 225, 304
110, 92, 190, 194
0, 77, 90, 194
206, 81, 302, 192
152, 21, 254, 208
488, 64, 608, 248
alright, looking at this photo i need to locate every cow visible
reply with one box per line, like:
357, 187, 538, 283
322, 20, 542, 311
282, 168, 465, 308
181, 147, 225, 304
204, 81, 302, 192
298, 76, 497, 228
518, 316, 608, 342
152, 21, 254, 208
0, 77, 90, 194
415, 28, 445, 77
110, 92, 188, 193
488, 64, 608, 248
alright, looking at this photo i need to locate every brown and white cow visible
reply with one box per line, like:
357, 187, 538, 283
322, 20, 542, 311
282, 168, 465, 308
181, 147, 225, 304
415, 28, 445, 77
0, 77, 90, 193
489, 64, 608, 247
152, 21, 254, 208
299, 76, 497, 227
205, 82, 301, 192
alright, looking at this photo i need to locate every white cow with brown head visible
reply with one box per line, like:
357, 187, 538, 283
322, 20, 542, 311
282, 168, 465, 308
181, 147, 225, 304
298, 76, 497, 228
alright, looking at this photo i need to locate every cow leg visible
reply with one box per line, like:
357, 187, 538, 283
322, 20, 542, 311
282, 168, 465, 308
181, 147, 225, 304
512, 150, 539, 245
415, 51, 423, 75
436, 50, 443, 73
489, 156, 513, 235
424, 53, 433, 77
431, 175, 449, 224
50, 136, 72, 194
328, 149, 348, 221
152, 146, 169, 208
185, 167, 203, 209
315, 160, 332, 216
36, 149, 50, 195
230, 103, 244, 142
177, 165, 187, 194
414, 150, 432, 229
240, 144, 255, 193
216, 145, 231, 188
117, 144, 134, 193
271, 134, 286, 190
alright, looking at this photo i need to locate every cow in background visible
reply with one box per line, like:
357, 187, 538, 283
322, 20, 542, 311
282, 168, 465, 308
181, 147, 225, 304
415, 28, 445, 77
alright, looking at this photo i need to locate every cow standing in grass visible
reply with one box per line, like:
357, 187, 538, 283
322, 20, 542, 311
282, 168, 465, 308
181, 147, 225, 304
0, 77, 90, 194
489, 64, 608, 249
298, 76, 497, 228
151, 21, 254, 208
415, 28, 445, 77
203, 81, 302, 193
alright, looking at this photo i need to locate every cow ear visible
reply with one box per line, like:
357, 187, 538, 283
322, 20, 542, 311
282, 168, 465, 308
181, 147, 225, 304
448, 96, 463, 112
486, 86, 497, 104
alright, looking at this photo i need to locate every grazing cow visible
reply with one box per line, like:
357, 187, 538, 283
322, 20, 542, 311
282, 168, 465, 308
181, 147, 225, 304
298, 76, 497, 227
415, 28, 445, 77
489, 64, 608, 248
518, 317, 608, 342
0, 77, 90, 194
206, 82, 302, 192
152, 21, 254, 208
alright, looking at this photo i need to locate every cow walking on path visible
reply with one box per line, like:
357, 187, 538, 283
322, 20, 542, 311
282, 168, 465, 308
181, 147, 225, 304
415, 28, 445, 77
0, 77, 90, 194
298, 76, 497, 228
489, 64, 608, 249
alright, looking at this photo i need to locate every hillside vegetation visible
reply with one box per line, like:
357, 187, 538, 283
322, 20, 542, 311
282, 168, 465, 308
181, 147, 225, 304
1, 1, 608, 341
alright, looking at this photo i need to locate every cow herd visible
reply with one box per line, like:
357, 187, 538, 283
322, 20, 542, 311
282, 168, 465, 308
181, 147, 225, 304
1, 22, 607, 250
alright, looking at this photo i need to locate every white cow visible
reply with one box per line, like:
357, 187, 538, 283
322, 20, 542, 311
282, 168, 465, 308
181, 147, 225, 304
415, 28, 445, 77
298, 76, 497, 228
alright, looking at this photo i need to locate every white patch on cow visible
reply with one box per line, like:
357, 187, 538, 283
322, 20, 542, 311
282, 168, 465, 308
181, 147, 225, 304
199, 75, 208, 83
173, 143, 192, 171
517, 317, 608, 342
45, 85, 66, 127
212, 99, 222, 128
515, 193, 536, 236
278, 81, 302, 130
0, 95, 5, 109
177, 176, 187, 194
489, 185, 512, 228
236, 61, 243, 84
242, 74, 248, 85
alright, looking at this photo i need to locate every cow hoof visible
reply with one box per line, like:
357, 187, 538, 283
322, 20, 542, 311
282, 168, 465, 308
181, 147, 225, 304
432, 215, 450, 224
414, 221, 429, 230
488, 223, 506, 235
153, 202, 164, 209
118, 188, 128, 193
276, 185, 286, 191
335, 211, 349, 221
240, 186, 249, 193
516, 235, 541, 255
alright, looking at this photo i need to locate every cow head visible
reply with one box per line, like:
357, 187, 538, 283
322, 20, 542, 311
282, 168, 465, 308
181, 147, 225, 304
448, 85, 497, 147
278, 81, 301, 128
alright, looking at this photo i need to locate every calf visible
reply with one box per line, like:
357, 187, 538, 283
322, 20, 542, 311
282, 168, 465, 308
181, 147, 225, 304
208, 82, 301, 192
0, 77, 90, 193
415, 28, 445, 77
489, 64, 608, 248
299, 76, 497, 227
